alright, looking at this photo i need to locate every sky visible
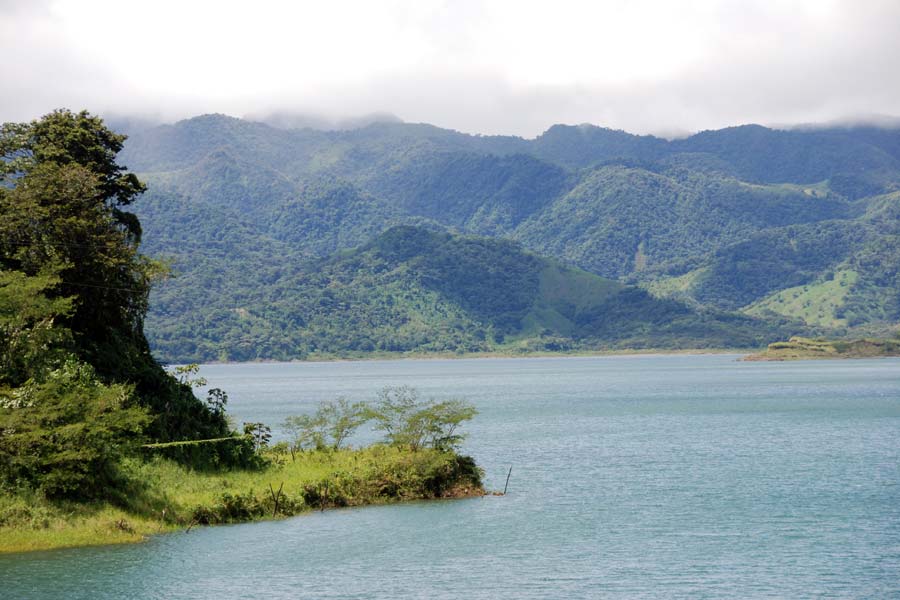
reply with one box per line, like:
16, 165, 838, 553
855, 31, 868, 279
2, 0, 899, 137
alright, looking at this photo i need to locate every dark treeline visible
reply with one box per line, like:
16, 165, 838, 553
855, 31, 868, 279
0, 110, 246, 500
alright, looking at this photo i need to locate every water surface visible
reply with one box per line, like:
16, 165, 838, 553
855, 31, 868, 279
3, 355, 899, 598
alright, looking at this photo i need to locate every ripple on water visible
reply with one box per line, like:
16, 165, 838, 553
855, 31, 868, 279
2, 355, 899, 599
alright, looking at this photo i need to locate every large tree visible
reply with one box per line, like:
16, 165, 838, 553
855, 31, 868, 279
0, 109, 225, 441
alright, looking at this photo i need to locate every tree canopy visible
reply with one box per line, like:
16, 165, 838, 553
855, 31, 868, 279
0, 109, 226, 442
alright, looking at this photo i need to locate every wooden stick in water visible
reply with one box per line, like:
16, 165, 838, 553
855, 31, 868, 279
269, 482, 284, 516
503, 466, 512, 495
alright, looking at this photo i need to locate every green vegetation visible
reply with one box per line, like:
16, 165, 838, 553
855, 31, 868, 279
108, 115, 900, 361
515, 164, 851, 279
744, 270, 859, 327
1, 387, 483, 554
145, 225, 791, 362
0, 110, 228, 444
743, 336, 900, 361
669, 193, 900, 328
0, 445, 483, 554
0, 110, 248, 528
643, 267, 709, 304
284, 397, 369, 450
367, 386, 477, 452
0, 360, 149, 499
0, 112, 484, 554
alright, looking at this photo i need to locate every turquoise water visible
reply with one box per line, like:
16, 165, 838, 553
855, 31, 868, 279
2, 354, 900, 598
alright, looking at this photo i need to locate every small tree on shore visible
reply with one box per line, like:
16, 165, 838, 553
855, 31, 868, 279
243, 422, 271, 451
284, 397, 368, 450
0, 360, 149, 499
369, 386, 476, 452
205, 388, 228, 417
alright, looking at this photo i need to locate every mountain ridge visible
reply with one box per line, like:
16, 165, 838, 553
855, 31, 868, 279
117, 114, 900, 361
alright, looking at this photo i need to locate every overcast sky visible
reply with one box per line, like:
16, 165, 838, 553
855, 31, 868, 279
2, 0, 899, 137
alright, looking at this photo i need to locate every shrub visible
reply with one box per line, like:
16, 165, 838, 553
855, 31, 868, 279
0, 360, 149, 499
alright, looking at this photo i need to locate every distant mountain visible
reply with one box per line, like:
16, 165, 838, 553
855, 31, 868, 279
145, 226, 790, 363
515, 163, 854, 279
246, 111, 404, 131
121, 114, 900, 186
118, 114, 900, 360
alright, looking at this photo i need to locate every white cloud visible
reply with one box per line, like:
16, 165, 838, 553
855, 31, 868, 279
1, 0, 899, 136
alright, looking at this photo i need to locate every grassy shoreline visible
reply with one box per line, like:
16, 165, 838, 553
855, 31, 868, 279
0, 446, 484, 555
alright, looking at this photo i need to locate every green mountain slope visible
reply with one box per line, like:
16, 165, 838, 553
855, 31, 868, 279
127, 117, 877, 279
362, 151, 570, 235
121, 114, 900, 191
514, 164, 853, 279
743, 270, 859, 328
146, 226, 789, 362
123, 115, 900, 185
116, 114, 900, 355
649, 192, 900, 328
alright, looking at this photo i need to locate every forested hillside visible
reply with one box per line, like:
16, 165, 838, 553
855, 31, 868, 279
0, 111, 252, 506
681, 192, 900, 325
146, 226, 790, 363
117, 114, 900, 361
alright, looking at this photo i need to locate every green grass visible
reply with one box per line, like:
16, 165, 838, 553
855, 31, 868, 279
0, 446, 483, 554
643, 267, 709, 301
0, 494, 166, 553
518, 264, 623, 338
743, 270, 858, 327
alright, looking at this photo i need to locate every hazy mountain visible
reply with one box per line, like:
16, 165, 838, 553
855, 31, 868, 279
118, 114, 900, 360
246, 111, 404, 131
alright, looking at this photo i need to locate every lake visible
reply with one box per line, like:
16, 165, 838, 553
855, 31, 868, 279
2, 354, 899, 598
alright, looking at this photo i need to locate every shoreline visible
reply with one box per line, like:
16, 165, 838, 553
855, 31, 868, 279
0, 447, 484, 555
741, 336, 900, 361
0, 490, 487, 556
176, 347, 757, 366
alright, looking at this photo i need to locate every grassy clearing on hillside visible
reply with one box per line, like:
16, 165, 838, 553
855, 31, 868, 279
642, 267, 709, 302
743, 270, 858, 327
0, 446, 483, 554
743, 180, 831, 199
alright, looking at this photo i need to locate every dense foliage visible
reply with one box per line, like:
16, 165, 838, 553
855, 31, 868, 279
146, 224, 791, 362
0, 111, 250, 502
116, 115, 900, 359
0, 110, 229, 441
0, 361, 149, 499
659, 192, 900, 329
516, 164, 853, 279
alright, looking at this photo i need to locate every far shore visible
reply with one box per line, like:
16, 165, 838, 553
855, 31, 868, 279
175, 347, 757, 366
